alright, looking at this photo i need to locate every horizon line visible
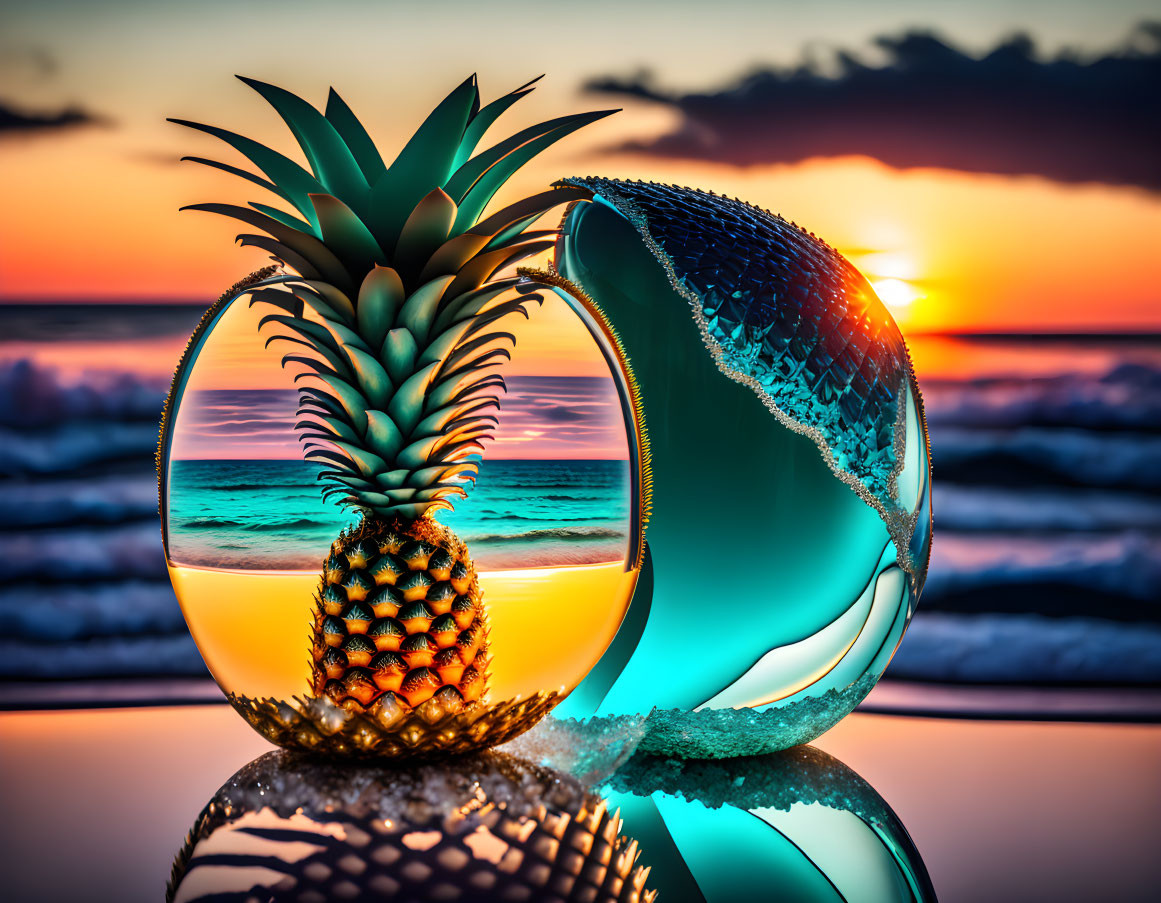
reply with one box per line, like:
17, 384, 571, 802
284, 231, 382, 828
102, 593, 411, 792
170, 455, 628, 464
0, 297, 212, 307
3, 298, 1160, 339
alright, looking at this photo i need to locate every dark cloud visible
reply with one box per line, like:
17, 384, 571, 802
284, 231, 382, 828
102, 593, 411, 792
0, 99, 105, 134
586, 22, 1161, 191
536, 405, 593, 424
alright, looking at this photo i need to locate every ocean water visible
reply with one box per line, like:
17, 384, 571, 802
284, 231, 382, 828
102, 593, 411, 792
2, 304, 1160, 688
166, 457, 630, 570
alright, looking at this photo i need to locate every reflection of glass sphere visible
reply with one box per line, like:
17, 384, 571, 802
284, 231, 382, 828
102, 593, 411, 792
603, 746, 936, 903
159, 285, 643, 753
553, 181, 932, 754
167, 750, 653, 902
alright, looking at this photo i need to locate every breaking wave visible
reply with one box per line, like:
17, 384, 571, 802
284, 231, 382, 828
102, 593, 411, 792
932, 425, 1161, 491
924, 361, 1161, 432
0, 358, 165, 427
243, 518, 330, 531
462, 527, 625, 544
925, 532, 1161, 604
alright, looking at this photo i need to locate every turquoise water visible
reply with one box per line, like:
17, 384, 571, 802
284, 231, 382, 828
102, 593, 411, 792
166, 458, 630, 571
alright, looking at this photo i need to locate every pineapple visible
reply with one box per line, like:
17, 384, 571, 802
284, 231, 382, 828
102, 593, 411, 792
173, 75, 613, 744
313, 515, 486, 710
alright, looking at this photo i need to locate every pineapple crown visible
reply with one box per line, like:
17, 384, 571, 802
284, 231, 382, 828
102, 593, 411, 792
173, 75, 615, 519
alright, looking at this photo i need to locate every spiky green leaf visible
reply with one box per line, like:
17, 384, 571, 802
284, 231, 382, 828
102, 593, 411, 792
324, 88, 387, 185
364, 410, 404, 461
342, 344, 394, 409
398, 276, 454, 344
295, 282, 357, 324
387, 361, 440, 435
328, 439, 389, 478
381, 328, 419, 384
451, 75, 541, 170
237, 76, 369, 205
445, 110, 615, 210
250, 202, 316, 234
375, 470, 411, 489
369, 75, 478, 249
299, 376, 368, 434
452, 111, 613, 230
182, 156, 282, 201
356, 266, 404, 347
393, 188, 457, 272
182, 203, 350, 288
309, 194, 385, 272
237, 235, 322, 280
168, 118, 324, 224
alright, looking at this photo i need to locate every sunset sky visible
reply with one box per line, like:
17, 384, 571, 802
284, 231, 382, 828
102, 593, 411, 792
1, 0, 1158, 334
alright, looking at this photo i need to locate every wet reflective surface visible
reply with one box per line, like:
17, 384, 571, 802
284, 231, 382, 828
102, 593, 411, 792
167, 732, 929, 902
603, 747, 935, 903
2, 708, 1159, 902
167, 749, 653, 902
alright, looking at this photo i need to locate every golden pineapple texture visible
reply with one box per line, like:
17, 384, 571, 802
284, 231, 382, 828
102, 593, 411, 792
312, 516, 487, 711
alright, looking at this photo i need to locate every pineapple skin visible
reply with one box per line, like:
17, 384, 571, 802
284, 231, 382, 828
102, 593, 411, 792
313, 515, 488, 712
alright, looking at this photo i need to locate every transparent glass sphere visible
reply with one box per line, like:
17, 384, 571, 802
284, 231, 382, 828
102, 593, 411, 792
552, 181, 933, 754
159, 287, 643, 729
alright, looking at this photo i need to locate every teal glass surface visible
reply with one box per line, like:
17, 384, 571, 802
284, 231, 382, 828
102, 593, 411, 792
553, 182, 932, 753
603, 746, 936, 903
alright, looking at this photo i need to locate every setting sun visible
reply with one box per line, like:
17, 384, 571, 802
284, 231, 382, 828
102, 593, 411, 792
871, 277, 923, 313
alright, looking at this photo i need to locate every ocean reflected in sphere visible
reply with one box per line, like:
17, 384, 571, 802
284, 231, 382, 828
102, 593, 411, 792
159, 286, 644, 753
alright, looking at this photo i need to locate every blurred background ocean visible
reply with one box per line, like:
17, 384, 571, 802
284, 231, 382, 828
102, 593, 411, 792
2, 1, 1159, 713
2, 304, 1159, 697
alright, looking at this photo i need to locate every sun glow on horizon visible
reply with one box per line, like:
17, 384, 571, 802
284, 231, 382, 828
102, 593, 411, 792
3, 133, 1159, 336
844, 246, 926, 324
870, 277, 923, 314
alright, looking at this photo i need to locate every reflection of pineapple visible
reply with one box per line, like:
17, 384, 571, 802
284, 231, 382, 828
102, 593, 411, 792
168, 750, 654, 903
174, 77, 611, 721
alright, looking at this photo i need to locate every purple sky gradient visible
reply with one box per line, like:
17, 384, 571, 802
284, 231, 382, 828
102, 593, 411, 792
170, 376, 630, 461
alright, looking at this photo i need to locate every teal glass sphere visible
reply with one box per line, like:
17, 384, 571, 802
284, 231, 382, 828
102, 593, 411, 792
551, 180, 932, 754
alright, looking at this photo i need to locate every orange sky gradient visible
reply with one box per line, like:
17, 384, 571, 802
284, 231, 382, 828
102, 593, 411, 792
3, 117, 1158, 335
1, 1, 1158, 335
